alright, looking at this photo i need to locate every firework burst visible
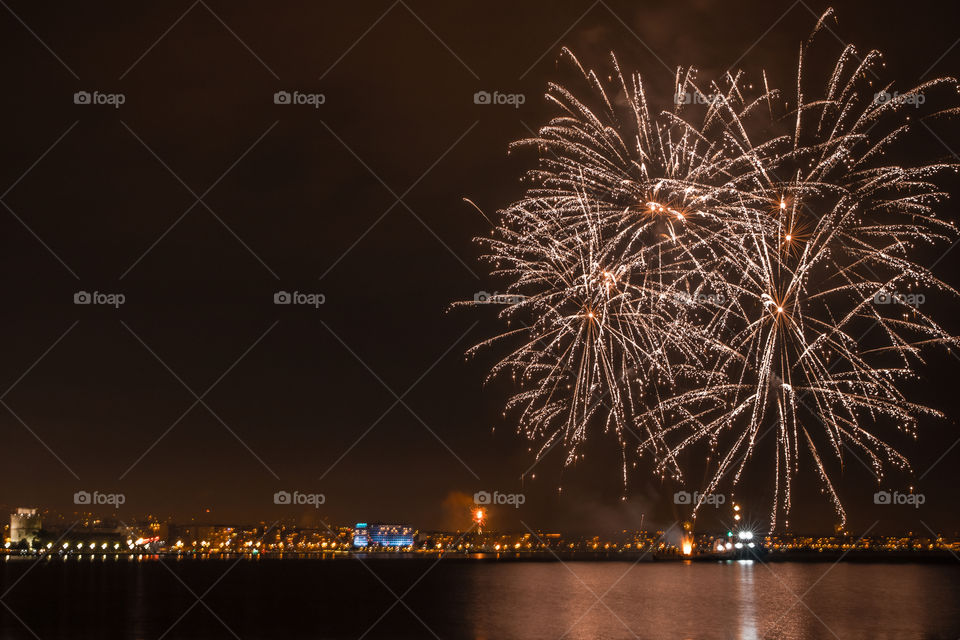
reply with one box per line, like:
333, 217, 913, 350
466, 9, 960, 530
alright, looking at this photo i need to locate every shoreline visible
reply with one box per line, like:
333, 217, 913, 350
4, 550, 958, 564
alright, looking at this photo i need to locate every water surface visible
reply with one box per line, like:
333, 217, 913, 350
2, 557, 958, 639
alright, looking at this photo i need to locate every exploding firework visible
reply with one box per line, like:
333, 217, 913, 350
467, 9, 960, 529
474, 507, 486, 533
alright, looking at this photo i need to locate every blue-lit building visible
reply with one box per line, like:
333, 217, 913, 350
352, 523, 416, 548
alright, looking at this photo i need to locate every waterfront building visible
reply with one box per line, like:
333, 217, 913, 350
352, 522, 415, 548
10, 508, 41, 544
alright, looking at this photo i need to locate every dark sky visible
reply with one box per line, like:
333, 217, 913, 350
1, 0, 959, 536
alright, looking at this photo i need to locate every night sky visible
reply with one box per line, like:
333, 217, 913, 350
2, 0, 959, 535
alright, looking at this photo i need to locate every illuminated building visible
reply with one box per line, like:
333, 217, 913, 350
352, 523, 415, 548
10, 508, 41, 544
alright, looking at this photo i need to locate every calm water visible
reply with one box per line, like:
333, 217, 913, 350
2, 557, 959, 639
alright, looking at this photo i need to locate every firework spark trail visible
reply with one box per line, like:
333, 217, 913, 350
464, 9, 960, 530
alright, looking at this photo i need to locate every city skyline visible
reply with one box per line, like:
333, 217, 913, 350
8, 503, 960, 556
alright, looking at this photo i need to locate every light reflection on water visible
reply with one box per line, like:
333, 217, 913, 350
0, 558, 957, 639
464, 561, 960, 640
